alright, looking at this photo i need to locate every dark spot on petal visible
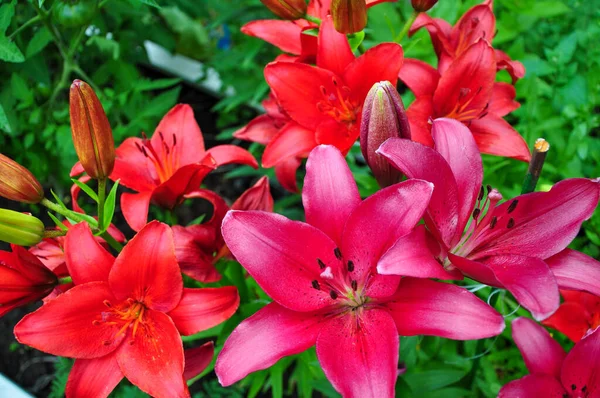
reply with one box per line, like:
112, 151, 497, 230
351, 280, 357, 291
507, 218, 515, 228
571, 384, 576, 391
490, 216, 497, 229
330, 290, 338, 299
317, 258, 326, 269
347, 261, 354, 272
334, 248, 342, 260
311, 280, 320, 290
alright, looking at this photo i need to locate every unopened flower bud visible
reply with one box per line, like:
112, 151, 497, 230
69, 80, 115, 179
331, 0, 367, 34
0, 154, 44, 204
411, 0, 438, 12
260, 0, 307, 20
360, 81, 411, 187
231, 176, 274, 212
0, 209, 45, 247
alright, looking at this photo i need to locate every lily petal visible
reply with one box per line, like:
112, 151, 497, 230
398, 58, 440, 97
66, 352, 123, 398
262, 122, 317, 168
121, 191, 153, 232
205, 145, 258, 169
64, 222, 114, 285
110, 137, 156, 192
152, 162, 215, 210
512, 317, 566, 378
469, 115, 531, 161
405, 96, 435, 146
560, 326, 600, 395
498, 375, 566, 398
241, 20, 304, 55
546, 249, 600, 297
233, 114, 282, 146
172, 225, 222, 283
317, 15, 354, 77
275, 156, 301, 192
184, 342, 214, 381
542, 301, 591, 343
488, 82, 520, 117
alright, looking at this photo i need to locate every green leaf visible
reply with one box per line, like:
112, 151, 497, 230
520, 1, 571, 18
0, 1, 15, 34
87, 36, 120, 60
0, 36, 24, 63
187, 213, 206, 225
48, 213, 69, 232
102, 179, 120, 232
0, 102, 11, 133
71, 178, 99, 202
26, 27, 52, 58
269, 361, 284, 398
138, 0, 160, 8
50, 190, 68, 210
403, 369, 467, 392
10, 73, 32, 104
134, 77, 182, 92
348, 31, 365, 52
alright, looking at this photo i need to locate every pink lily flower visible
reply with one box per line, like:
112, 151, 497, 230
499, 317, 600, 397
378, 118, 600, 320
215, 145, 505, 397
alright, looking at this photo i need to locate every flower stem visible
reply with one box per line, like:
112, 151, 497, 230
41, 198, 90, 225
521, 138, 550, 194
43, 229, 66, 239
9, 15, 42, 39
101, 232, 124, 252
304, 14, 321, 25
97, 178, 107, 230
395, 10, 419, 43
58, 276, 73, 285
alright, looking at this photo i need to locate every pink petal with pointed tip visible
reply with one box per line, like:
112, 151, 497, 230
512, 317, 566, 378
560, 326, 600, 395
547, 249, 600, 297
498, 375, 566, 398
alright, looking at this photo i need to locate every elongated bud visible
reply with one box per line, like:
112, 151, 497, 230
231, 176, 274, 212
69, 80, 115, 179
360, 81, 411, 187
260, 0, 307, 20
0, 154, 44, 204
411, 0, 438, 12
331, 0, 367, 34
0, 209, 44, 246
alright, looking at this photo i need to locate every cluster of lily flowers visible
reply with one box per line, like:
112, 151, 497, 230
0, 0, 599, 397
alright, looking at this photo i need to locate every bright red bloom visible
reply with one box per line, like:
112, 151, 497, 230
398, 40, 531, 161
215, 145, 504, 397
172, 176, 274, 282
0, 245, 58, 318
499, 317, 600, 397
543, 289, 600, 343
378, 118, 600, 320
410, 0, 525, 83
15, 221, 239, 398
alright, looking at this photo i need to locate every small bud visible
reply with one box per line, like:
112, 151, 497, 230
231, 176, 274, 212
361, 81, 411, 187
0, 154, 44, 204
331, 0, 367, 34
0, 209, 44, 247
260, 0, 307, 20
69, 80, 115, 179
411, 0, 438, 12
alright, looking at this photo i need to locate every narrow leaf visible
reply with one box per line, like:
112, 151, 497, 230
102, 179, 120, 232
71, 178, 98, 202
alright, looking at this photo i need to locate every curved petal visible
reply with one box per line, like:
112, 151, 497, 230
398, 58, 440, 97
172, 225, 221, 283
469, 115, 531, 161
184, 342, 214, 381
512, 317, 566, 378
316, 309, 399, 398
109, 221, 183, 313
64, 222, 115, 285
70, 174, 91, 213
317, 15, 354, 77
303, 145, 360, 246
66, 352, 123, 398
215, 302, 322, 386
451, 4, 495, 57
241, 20, 304, 55
275, 156, 301, 193
547, 249, 600, 297
233, 114, 282, 146
152, 162, 215, 209
262, 123, 317, 168
447, 253, 500, 286
377, 138, 460, 248
14, 282, 124, 359
116, 309, 188, 398
409, 14, 453, 57
405, 96, 434, 146
498, 375, 566, 398
495, 49, 526, 84
560, 326, 600, 395
542, 301, 591, 343
206, 145, 258, 169
232, 176, 274, 212
222, 211, 340, 312
340, 179, 433, 288
488, 82, 520, 117
110, 137, 156, 192
386, 278, 505, 340
168, 287, 240, 336
486, 255, 559, 321
121, 191, 153, 232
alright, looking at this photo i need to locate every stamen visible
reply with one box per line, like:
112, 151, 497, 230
103, 340, 112, 346
507, 218, 515, 228
490, 216, 497, 229
347, 261, 354, 272
92, 320, 101, 326
571, 385, 576, 391
478, 186, 484, 201
472, 208, 481, 219
311, 280, 320, 290
486, 184, 492, 194
103, 300, 112, 308
172, 133, 177, 146
329, 290, 338, 299
141, 132, 148, 140
351, 280, 357, 291
317, 258, 326, 269
334, 248, 342, 260
507, 200, 519, 213
163, 142, 170, 155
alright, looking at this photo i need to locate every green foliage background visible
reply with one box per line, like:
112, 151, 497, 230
0, 0, 599, 397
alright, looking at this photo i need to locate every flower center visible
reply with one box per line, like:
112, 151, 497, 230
316, 77, 359, 125
94, 298, 147, 346
135, 131, 179, 184
443, 87, 489, 122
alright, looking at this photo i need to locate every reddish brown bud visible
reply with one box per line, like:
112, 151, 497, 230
360, 81, 411, 187
69, 80, 115, 179
260, 0, 307, 20
331, 0, 367, 34
231, 176, 274, 212
0, 154, 43, 204
411, 0, 438, 12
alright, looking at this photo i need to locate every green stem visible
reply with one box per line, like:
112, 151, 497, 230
41, 198, 91, 225
9, 15, 42, 39
97, 178, 107, 230
304, 14, 321, 25
43, 229, 67, 239
395, 10, 419, 43
521, 138, 549, 194
58, 276, 73, 285
101, 231, 124, 252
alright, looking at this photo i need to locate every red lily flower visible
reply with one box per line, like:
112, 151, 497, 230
410, 0, 525, 83
378, 118, 600, 320
543, 289, 600, 343
398, 40, 531, 161
499, 317, 600, 397
0, 245, 58, 318
14, 221, 239, 398
172, 176, 274, 282
215, 145, 504, 397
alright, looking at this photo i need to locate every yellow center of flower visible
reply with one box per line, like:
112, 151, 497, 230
316, 77, 360, 125
95, 298, 148, 346
135, 132, 179, 184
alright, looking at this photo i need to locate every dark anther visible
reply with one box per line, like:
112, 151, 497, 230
317, 258, 326, 269
571, 384, 576, 391
486, 184, 492, 194
582, 386, 587, 393
92, 320, 101, 326
334, 248, 342, 260
332, 77, 338, 86
141, 146, 149, 158
476, 86, 483, 94
103, 340, 112, 346
311, 280, 320, 290
507, 199, 519, 213
478, 186, 484, 201
507, 218, 515, 228
347, 261, 355, 272
320, 86, 327, 96
159, 131, 165, 142
329, 290, 338, 299
472, 208, 481, 219
103, 300, 112, 308
490, 216, 497, 229
172, 133, 177, 146
163, 142, 170, 155
128, 340, 135, 345
478, 112, 488, 119
141, 132, 148, 140
351, 280, 358, 291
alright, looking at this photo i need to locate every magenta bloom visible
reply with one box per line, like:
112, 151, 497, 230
499, 317, 600, 397
215, 145, 504, 397
378, 118, 600, 320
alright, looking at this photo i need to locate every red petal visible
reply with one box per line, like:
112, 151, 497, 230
215, 302, 322, 386
121, 191, 153, 232
303, 145, 361, 246
116, 309, 189, 398
316, 309, 399, 398
451, 4, 495, 57
343, 43, 404, 104
406, 96, 434, 146
512, 317, 566, 378
110, 137, 157, 192
386, 278, 505, 339
495, 49, 525, 84
109, 221, 183, 312
206, 145, 258, 169
184, 342, 214, 381
409, 14, 453, 57
488, 82, 520, 117
469, 115, 531, 161
233, 114, 281, 146
172, 225, 221, 283
560, 326, 600, 395
168, 287, 239, 335
241, 20, 303, 55
66, 352, 123, 398
222, 211, 340, 311
70, 175, 91, 213
498, 375, 566, 398
543, 301, 591, 343
14, 282, 123, 358
448, 253, 500, 286
314, 118, 359, 155
70, 161, 85, 177
547, 249, 600, 297
398, 58, 440, 97
275, 156, 301, 192
64, 223, 114, 284
231, 176, 274, 212
317, 16, 354, 76
262, 122, 317, 167
152, 162, 215, 209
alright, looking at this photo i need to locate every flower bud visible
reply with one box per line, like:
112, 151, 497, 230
260, 0, 307, 20
231, 176, 274, 212
0, 209, 45, 247
331, 0, 367, 34
0, 154, 44, 204
411, 0, 438, 12
69, 79, 115, 179
360, 81, 411, 187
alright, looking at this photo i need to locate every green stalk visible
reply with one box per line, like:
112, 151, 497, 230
43, 229, 67, 239
9, 15, 42, 39
304, 14, 321, 25
521, 138, 550, 194
97, 178, 107, 231
58, 276, 73, 285
395, 10, 419, 43
101, 231, 124, 252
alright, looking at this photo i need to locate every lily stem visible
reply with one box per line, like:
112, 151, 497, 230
304, 14, 321, 25
58, 276, 73, 285
395, 10, 419, 43
101, 232, 124, 253
97, 178, 107, 231
521, 138, 550, 194
43, 229, 67, 239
